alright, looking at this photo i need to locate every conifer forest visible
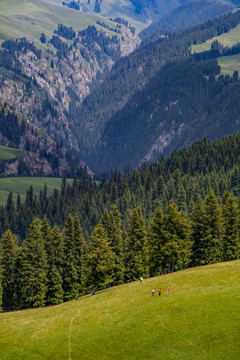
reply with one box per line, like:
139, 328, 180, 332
1, 133, 240, 311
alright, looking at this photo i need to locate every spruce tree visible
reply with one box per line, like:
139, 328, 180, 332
124, 207, 147, 282
191, 196, 206, 265
62, 214, 79, 301
14, 218, 48, 309
45, 225, 64, 305
148, 207, 166, 276
163, 203, 192, 272
74, 214, 85, 292
198, 190, 222, 265
100, 205, 124, 285
222, 191, 240, 261
86, 223, 115, 292
0, 230, 17, 311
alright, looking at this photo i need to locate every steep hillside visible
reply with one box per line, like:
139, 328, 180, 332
86, 58, 240, 171
140, 0, 234, 38
0, 261, 239, 359
0, 101, 86, 177
76, 10, 240, 170
0, 0, 139, 172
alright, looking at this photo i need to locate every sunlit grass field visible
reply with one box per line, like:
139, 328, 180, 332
191, 23, 240, 54
0, 145, 25, 161
217, 54, 240, 75
0, 176, 72, 206
0, 0, 122, 47
0, 260, 239, 359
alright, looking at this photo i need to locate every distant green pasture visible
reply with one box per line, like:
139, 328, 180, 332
218, 54, 240, 75
0, 145, 25, 161
0, 176, 72, 206
0, 0, 123, 47
192, 23, 240, 53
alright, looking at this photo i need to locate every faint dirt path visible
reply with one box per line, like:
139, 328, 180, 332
69, 309, 80, 360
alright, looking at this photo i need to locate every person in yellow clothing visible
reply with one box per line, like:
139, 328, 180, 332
140, 277, 143, 283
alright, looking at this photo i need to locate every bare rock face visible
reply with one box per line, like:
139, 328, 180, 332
0, 26, 139, 157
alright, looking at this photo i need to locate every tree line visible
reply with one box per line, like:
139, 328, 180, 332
0, 188, 239, 312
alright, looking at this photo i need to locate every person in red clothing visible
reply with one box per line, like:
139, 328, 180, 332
158, 289, 162, 296
167, 286, 171, 294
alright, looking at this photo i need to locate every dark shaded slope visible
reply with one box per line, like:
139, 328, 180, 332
140, 1, 233, 39
89, 59, 240, 171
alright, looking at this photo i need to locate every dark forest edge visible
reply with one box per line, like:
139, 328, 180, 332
0, 189, 239, 312
1, 131, 240, 311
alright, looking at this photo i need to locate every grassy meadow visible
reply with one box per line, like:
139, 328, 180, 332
191, 23, 240, 54
217, 54, 240, 75
0, 0, 123, 47
0, 177, 72, 206
0, 145, 25, 161
0, 260, 239, 359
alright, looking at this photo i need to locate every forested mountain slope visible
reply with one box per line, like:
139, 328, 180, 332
140, 0, 234, 38
77, 10, 240, 170
2, 130, 240, 240
0, 0, 139, 175
0, 101, 85, 176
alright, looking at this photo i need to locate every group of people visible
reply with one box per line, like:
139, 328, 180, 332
139, 277, 171, 296
151, 287, 171, 296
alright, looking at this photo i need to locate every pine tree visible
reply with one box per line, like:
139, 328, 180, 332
13, 218, 48, 309
222, 191, 240, 261
45, 225, 64, 305
74, 214, 85, 292
148, 207, 166, 276
62, 214, 79, 301
100, 205, 124, 285
163, 203, 192, 272
124, 207, 147, 282
0, 230, 17, 311
197, 190, 222, 265
86, 223, 115, 293
191, 196, 206, 265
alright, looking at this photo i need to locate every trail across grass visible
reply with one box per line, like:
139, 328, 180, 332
0, 261, 239, 359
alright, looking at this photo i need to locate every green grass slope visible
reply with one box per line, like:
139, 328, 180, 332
0, 0, 122, 47
0, 145, 25, 161
192, 22, 240, 53
218, 54, 240, 75
0, 261, 239, 359
0, 177, 72, 206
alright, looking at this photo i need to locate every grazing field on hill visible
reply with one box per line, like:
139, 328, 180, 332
0, 0, 120, 47
218, 54, 240, 75
0, 261, 239, 359
0, 145, 25, 161
192, 23, 240, 53
0, 177, 72, 206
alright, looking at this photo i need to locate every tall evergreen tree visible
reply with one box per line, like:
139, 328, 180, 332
222, 191, 240, 261
0, 230, 17, 311
13, 218, 48, 309
124, 207, 147, 282
100, 205, 124, 285
197, 189, 222, 265
86, 223, 115, 292
74, 214, 85, 292
191, 196, 206, 265
62, 214, 79, 301
45, 225, 64, 305
148, 207, 166, 276
163, 203, 192, 272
